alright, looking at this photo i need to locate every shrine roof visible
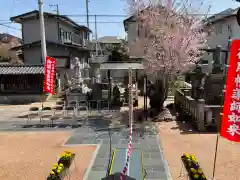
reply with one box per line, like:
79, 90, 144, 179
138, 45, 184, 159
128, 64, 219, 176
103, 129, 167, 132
0, 65, 44, 75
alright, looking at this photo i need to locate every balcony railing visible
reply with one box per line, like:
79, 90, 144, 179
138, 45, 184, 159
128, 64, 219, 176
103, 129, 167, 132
60, 30, 88, 47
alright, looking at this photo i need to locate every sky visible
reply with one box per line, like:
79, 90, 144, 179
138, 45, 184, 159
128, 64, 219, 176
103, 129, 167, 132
0, 0, 240, 39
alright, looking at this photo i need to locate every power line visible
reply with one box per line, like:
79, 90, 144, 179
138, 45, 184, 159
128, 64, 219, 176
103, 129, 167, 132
10, 0, 16, 17
0, 24, 20, 30
66, 14, 127, 17
0, 21, 125, 24
0, 13, 236, 21
56, 13, 238, 17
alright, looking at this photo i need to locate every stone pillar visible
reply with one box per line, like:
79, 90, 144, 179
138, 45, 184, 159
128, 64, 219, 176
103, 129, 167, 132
196, 99, 206, 131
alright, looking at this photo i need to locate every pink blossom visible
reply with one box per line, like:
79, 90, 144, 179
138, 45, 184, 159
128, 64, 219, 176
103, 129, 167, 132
126, 0, 209, 77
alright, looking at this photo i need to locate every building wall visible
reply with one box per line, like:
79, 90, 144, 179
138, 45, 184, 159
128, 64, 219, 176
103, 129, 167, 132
125, 19, 140, 57
24, 46, 88, 65
202, 16, 238, 70
22, 18, 58, 44
23, 46, 70, 65
206, 16, 236, 49
22, 17, 87, 45
23, 45, 89, 89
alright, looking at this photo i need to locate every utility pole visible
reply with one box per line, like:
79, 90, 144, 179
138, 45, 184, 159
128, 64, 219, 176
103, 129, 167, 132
49, 4, 59, 15
94, 15, 98, 55
86, 0, 90, 39
38, 0, 47, 64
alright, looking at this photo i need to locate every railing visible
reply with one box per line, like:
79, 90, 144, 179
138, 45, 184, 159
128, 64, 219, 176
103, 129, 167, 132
175, 87, 223, 131
174, 88, 221, 131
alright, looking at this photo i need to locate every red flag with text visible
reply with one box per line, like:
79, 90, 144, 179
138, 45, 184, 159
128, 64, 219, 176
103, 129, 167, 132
44, 56, 56, 95
220, 39, 240, 142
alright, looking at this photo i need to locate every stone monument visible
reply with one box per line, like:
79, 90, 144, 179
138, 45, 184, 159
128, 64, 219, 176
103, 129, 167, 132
66, 57, 92, 103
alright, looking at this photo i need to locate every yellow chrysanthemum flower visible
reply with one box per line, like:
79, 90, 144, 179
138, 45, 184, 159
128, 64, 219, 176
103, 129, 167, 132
198, 168, 202, 174
193, 174, 199, 178
183, 153, 189, 157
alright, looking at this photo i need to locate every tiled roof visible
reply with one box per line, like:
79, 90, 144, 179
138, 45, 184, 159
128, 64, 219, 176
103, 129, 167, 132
0, 66, 44, 75
10, 10, 92, 33
92, 36, 122, 44
100, 62, 143, 70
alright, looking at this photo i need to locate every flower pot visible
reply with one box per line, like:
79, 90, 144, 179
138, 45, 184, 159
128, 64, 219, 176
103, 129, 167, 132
47, 175, 61, 180
58, 157, 71, 168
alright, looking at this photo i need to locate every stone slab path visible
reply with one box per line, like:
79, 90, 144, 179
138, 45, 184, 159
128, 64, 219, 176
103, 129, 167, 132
64, 117, 171, 180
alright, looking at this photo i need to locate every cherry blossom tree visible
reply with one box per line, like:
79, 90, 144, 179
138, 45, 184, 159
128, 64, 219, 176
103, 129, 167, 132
125, 0, 210, 112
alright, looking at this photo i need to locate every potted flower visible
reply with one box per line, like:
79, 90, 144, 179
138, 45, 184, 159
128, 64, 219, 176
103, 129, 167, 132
58, 150, 73, 168
181, 153, 207, 180
47, 163, 64, 180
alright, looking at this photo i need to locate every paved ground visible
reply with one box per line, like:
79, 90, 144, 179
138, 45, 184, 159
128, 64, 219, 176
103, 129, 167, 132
157, 121, 240, 180
0, 97, 172, 180
0, 131, 96, 180
0, 101, 57, 122
0, 110, 171, 180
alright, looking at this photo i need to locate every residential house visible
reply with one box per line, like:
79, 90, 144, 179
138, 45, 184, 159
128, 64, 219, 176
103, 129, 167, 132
90, 36, 128, 81
10, 10, 92, 87
0, 10, 92, 104
123, 10, 153, 87
123, 15, 144, 58
91, 36, 122, 54
205, 8, 237, 49
0, 33, 22, 64
201, 8, 239, 73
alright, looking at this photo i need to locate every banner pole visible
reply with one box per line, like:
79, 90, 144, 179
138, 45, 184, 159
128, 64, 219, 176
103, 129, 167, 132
211, 39, 232, 180
212, 133, 219, 179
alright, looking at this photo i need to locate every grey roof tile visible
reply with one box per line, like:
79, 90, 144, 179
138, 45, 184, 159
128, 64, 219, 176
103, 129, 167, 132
0, 66, 44, 75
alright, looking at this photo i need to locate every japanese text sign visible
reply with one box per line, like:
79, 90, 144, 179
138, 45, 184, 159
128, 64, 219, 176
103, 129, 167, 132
220, 39, 240, 142
43, 56, 56, 95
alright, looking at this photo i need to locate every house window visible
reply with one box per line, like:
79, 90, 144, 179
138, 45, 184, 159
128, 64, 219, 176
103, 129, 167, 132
216, 24, 222, 34
60, 28, 72, 43
228, 25, 232, 37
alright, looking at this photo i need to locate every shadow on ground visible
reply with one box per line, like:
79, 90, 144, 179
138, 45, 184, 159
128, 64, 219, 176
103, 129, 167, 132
156, 103, 218, 135
169, 120, 217, 135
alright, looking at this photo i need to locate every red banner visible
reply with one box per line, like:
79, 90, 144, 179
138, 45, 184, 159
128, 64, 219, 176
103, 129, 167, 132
220, 39, 240, 142
44, 56, 56, 95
